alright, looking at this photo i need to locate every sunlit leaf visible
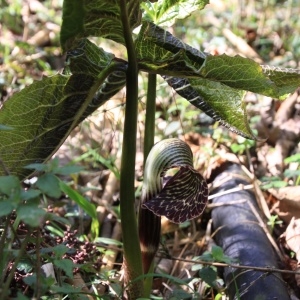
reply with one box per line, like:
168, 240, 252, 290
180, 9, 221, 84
17, 259, 33, 273
141, 0, 209, 27
284, 153, 300, 163
199, 54, 298, 99
136, 22, 300, 138
261, 65, 300, 99
137, 22, 300, 99
95, 237, 123, 247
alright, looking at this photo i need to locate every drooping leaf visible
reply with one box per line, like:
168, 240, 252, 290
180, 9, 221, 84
60, 0, 142, 51
25, 159, 84, 176
0, 39, 126, 178
141, 0, 209, 27
163, 76, 253, 138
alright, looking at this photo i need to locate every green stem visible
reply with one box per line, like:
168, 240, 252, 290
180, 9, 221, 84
142, 73, 157, 296
2, 228, 33, 298
0, 216, 10, 286
143, 73, 157, 165
119, 0, 143, 298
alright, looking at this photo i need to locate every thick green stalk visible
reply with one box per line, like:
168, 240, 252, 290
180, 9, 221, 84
2, 228, 33, 299
119, 0, 143, 298
143, 73, 157, 164
142, 73, 157, 296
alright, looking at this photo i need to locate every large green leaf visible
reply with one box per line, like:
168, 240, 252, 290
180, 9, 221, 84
199, 54, 298, 99
261, 65, 300, 99
141, 0, 209, 27
0, 39, 126, 178
136, 21, 300, 138
137, 22, 300, 99
60, 0, 142, 51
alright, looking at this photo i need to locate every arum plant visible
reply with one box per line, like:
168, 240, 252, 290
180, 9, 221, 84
139, 138, 208, 274
1, 0, 300, 298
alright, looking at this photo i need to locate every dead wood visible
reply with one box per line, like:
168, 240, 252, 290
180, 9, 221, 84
211, 163, 290, 299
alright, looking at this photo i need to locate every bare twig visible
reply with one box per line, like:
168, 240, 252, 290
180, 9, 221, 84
208, 184, 253, 200
157, 255, 300, 276
241, 160, 272, 220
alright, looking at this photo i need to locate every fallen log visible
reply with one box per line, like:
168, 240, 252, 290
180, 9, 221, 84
211, 163, 290, 299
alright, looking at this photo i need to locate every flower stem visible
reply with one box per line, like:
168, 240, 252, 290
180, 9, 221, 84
119, 0, 143, 298
141, 73, 159, 296
143, 73, 157, 164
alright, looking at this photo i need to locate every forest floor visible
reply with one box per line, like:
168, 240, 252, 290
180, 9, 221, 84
1, 0, 300, 299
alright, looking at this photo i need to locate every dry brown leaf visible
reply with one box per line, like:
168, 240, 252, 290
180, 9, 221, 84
269, 186, 300, 223
285, 217, 300, 263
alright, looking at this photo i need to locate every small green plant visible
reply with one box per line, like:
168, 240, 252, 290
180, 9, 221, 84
267, 215, 283, 232
230, 136, 255, 155
0, 158, 101, 299
191, 245, 236, 293
260, 176, 288, 190
284, 153, 300, 185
